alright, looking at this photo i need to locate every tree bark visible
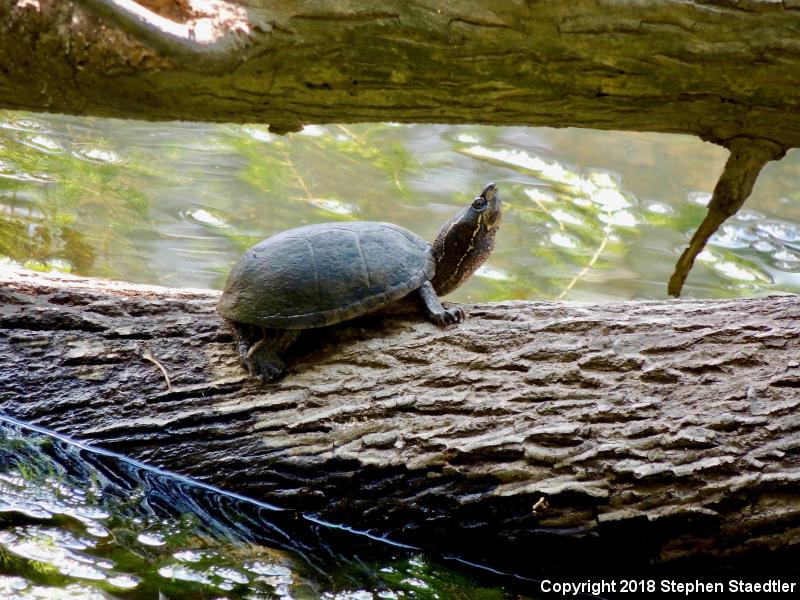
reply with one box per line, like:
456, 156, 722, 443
2, 265, 800, 574
0, 0, 800, 147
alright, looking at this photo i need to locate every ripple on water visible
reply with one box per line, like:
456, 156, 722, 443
757, 220, 800, 243
0, 500, 51, 520
598, 209, 640, 228
107, 574, 140, 589
709, 224, 756, 249
0, 160, 46, 183
524, 187, 557, 204
246, 561, 293, 577
0, 526, 117, 583
697, 249, 772, 284
211, 566, 249, 585
308, 197, 358, 216
771, 249, 800, 269
136, 531, 167, 546
687, 191, 711, 206
459, 145, 564, 181
0, 117, 49, 132
400, 577, 430, 589
713, 261, 771, 283
0, 576, 28, 592
453, 132, 481, 144
239, 125, 275, 143
550, 207, 587, 227
549, 231, 581, 250
735, 209, 764, 222
475, 265, 513, 281
753, 240, 776, 253
643, 200, 674, 215
158, 564, 213, 585
174, 549, 205, 562
322, 592, 375, 600
297, 124, 327, 137
773, 261, 800, 272
585, 170, 620, 188
18, 133, 71, 154
183, 207, 232, 229
72, 145, 125, 165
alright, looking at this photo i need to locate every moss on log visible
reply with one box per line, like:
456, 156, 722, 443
2, 265, 800, 574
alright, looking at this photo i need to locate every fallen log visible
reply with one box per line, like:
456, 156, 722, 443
2, 264, 800, 575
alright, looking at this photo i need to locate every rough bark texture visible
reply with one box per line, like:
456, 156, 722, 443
2, 265, 800, 574
1, 0, 800, 146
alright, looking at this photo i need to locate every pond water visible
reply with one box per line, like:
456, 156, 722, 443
3, 113, 800, 598
2, 112, 800, 302
0, 417, 511, 599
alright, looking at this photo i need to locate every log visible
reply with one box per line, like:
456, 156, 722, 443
0, 0, 798, 147
3, 264, 800, 576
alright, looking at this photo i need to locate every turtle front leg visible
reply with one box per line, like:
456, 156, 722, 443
417, 280, 465, 326
242, 328, 300, 383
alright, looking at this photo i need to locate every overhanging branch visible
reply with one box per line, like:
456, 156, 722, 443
668, 137, 787, 297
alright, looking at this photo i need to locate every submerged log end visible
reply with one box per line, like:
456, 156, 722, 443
668, 138, 787, 297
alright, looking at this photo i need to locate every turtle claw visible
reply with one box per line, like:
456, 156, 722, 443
433, 307, 466, 327
249, 356, 285, 383
245, 336, 286, 383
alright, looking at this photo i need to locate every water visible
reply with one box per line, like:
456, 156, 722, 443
0, 417, 511, 599
3, 112, 800, 597
1, 112, 800, 302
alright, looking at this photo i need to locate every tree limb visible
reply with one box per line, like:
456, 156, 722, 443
1, 1, 800, 146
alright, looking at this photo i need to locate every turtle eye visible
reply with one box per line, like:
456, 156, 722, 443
472, 196, 488, 211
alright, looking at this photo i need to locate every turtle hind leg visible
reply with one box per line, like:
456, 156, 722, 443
232, 323, 259, 369
245, 329, 300, 383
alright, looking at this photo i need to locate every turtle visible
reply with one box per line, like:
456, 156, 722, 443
217, 182, 502, 381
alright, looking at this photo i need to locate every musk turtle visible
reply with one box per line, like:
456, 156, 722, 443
218, 182, 502, 381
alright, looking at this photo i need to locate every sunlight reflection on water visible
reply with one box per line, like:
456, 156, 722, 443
1, 112, 800, 304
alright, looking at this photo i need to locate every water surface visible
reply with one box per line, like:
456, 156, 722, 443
0, 417, 512, 599
3, 113, 800, 598
2, 113, 800, 302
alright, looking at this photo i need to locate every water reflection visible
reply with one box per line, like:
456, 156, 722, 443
0, 418, 508, 599
1, 112, 800, 300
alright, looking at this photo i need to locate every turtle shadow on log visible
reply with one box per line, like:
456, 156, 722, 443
278, 301, 438, 376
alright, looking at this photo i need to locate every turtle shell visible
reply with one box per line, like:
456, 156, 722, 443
217, 222, 436, 328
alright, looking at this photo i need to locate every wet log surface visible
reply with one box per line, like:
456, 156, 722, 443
2, 266, 800, 576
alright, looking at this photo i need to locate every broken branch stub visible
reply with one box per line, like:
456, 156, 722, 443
668, 137, 787, 297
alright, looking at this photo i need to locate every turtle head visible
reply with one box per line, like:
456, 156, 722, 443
430, 182, 502, 296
